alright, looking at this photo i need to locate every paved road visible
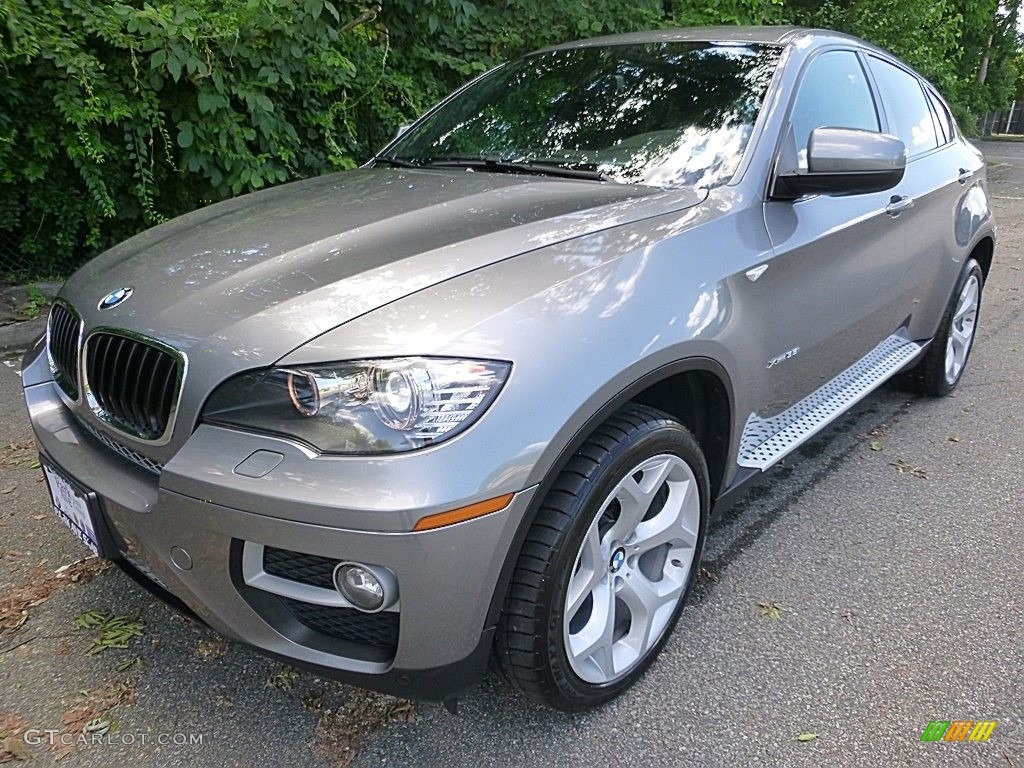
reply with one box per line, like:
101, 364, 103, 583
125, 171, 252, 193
0, 142, 1021, 767
979, 138, 1024, 194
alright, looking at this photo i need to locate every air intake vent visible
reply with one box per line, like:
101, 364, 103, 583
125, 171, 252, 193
263, 546, 338, 590
282, 598, 400, 650
84, 332, 183, 441
47, 303, 81, 399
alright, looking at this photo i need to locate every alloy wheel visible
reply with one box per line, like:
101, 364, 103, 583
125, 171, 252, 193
945, 274, 980, 385
563, 454, 700, 685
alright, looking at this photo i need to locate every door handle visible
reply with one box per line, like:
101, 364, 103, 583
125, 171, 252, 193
957, 168, 974, 185
885, 195, 915, 217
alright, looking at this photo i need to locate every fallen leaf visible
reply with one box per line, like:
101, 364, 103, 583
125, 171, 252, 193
112, 655, 141, 673
796, 733, 819, 742
314, 690, 415, 766
1, 734, 34, 761
82, 718, 110, 736
0, 559, 106, 633
61, 707, 88, 725
757, 601, 782, 621
869, 441, 884, 452
57, 681, 134, 745
0, 486, 14, 495
890, 459, 927, 479
948, 435, 961, 443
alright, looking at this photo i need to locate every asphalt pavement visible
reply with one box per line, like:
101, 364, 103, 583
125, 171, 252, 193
0, 141, 1021, 767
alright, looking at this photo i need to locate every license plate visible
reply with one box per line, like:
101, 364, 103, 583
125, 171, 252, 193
42, 460, 101, 556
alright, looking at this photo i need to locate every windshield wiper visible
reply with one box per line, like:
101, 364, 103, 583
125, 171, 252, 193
371, 156, 421, 168
421, 157, 608, 181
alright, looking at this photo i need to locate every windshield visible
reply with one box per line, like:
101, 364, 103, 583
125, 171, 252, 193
384, 42, 781, 189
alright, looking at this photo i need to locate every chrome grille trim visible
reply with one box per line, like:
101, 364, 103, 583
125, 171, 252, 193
46, 301, 83, 401
82, 328, 187, 445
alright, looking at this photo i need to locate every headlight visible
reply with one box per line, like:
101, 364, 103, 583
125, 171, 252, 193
202, 357, 511, 454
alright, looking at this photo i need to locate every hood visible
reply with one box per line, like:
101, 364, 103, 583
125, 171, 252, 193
61, 168, 704, 370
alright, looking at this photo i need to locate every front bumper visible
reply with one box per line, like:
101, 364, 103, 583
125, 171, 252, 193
23, 364, 535, 700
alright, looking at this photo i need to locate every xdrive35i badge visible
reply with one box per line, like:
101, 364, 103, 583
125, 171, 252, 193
767, 346, 800, 369
97, 287, 133, 310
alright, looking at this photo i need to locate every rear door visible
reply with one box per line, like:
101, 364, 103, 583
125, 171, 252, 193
757, 48, 910, 416
864, 55, 977, 342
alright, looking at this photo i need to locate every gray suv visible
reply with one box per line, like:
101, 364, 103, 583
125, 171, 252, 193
22, 26, 994, 711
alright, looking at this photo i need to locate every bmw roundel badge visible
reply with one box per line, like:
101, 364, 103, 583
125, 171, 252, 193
98, 287, 133, 311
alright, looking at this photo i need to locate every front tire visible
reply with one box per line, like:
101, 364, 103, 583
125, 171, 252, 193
496, 404, 709, 711
897, 258, 983, 396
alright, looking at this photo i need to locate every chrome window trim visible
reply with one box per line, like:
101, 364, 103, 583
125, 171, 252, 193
80, 326, 188, 446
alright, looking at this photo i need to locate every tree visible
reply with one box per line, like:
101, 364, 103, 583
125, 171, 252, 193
1, 0, 1020, 278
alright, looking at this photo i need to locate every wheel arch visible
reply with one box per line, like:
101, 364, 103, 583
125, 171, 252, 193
485, 357, 735, 628
970, 234, 994, 282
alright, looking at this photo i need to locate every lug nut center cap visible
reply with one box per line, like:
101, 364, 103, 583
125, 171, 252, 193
609, 547, 626, 574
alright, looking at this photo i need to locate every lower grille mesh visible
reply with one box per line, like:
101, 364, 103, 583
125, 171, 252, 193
80, 421, 163, 475
282, 598, 399, 650
263, 546, 336, 590
245, 544, 400, 655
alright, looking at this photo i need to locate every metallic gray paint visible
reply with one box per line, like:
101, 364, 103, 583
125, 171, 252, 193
806, 127, 907, 174
22, 27, 995, 689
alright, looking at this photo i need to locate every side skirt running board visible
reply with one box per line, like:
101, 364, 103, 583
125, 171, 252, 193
737, 334, 924, 471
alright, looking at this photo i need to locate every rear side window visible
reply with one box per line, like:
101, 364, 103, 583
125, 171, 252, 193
926, 89, 955, 144
867, 56, 938, 156
789, 50, 880, 165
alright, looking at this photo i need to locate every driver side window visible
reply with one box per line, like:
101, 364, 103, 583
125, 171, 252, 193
788, 51, 880, 170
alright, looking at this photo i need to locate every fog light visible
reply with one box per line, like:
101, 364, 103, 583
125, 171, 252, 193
333, 562, 387, 612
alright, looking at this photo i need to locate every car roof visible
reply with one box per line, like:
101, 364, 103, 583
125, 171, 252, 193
538, 25, 860, 52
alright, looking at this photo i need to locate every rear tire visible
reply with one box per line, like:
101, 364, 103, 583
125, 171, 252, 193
496, 404, 708, 711
896, 258, 983, 396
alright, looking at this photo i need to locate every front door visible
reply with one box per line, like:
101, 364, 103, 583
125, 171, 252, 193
756, 48, 913, 417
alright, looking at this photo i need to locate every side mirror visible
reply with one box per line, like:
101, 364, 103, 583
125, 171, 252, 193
774, 127, 906, 198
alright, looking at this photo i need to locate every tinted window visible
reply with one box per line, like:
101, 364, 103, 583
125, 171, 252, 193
388, 43, 781, 190
867, 57, 938, 156
926, 89, 954, 144
789, 50, 879, 167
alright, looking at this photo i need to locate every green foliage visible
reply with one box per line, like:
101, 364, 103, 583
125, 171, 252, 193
669, 0, 788, 26
74, 610, 145, 655
21, 283, 47, 319
0, 0, 413, 276
0, 0, 1020, 278
790, 0, 1020, 130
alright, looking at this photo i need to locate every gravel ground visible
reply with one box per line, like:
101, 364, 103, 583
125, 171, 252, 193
0, 141, 1021, 767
